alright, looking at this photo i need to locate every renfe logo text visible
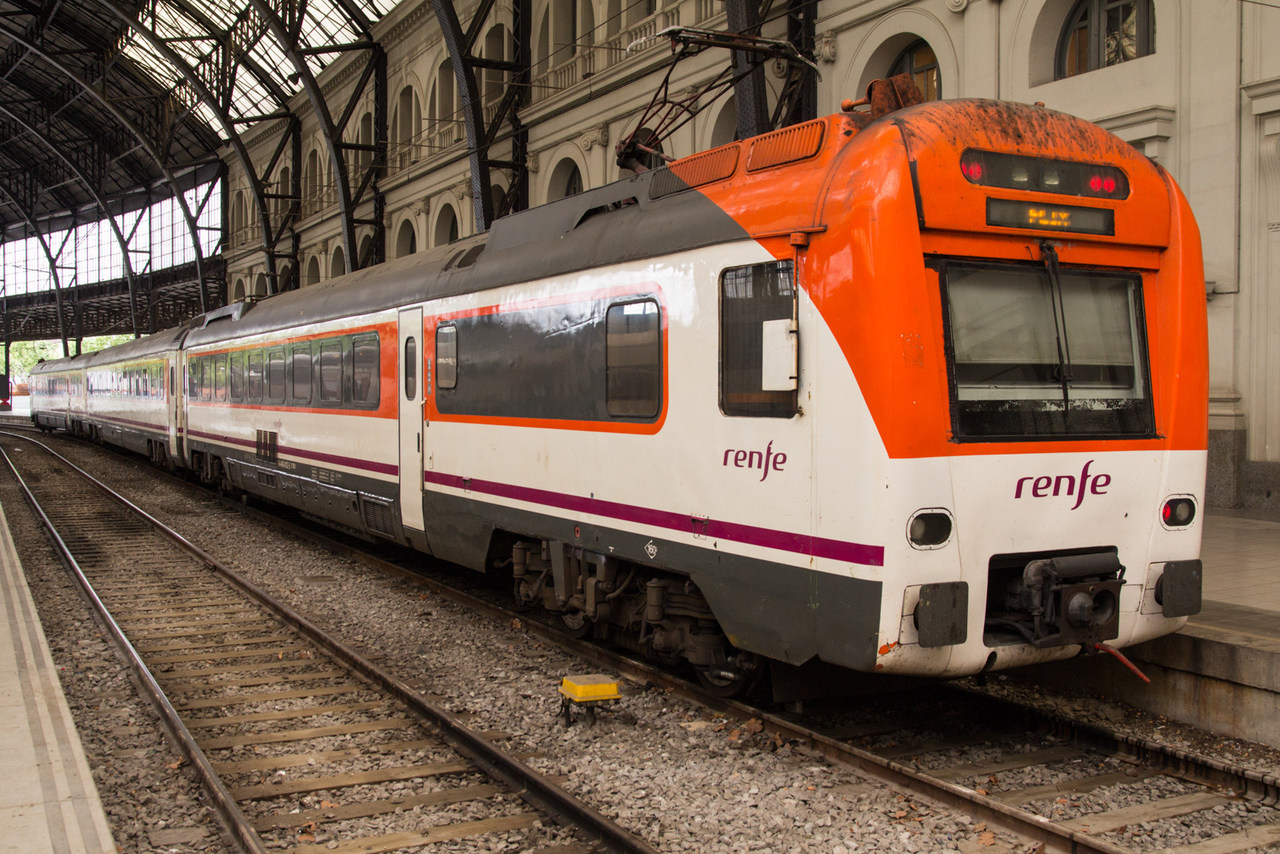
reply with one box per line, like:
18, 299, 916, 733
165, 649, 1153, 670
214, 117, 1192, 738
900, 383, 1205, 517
1014, 459, 1111, 510
723, 441, 787, 482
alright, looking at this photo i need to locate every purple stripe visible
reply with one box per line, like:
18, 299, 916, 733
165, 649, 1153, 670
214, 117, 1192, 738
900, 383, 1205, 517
423, 472, 884, 567
95, 413, 167, 432
188, 429, 398, 477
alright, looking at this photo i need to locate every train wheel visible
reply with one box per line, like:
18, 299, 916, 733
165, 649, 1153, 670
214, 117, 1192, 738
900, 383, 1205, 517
694, 653, 762, 698
560, 609, 592, 639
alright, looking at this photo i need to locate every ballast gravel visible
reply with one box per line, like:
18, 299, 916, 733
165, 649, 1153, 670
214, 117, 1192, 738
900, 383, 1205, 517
6, 434, 1280, 853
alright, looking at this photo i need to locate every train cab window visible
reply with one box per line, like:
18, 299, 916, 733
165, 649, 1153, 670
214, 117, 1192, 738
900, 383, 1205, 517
291, 344, 312, 404
319, 340, 342, 403
940, 260, 1155, 439
229, 352, 245, 401
606, 300, 661, 417
267, 348, 286, 403
247, 351, 263, 402
435, 326, 456, 390
351, 333, 379, 405
720, 260, 799, 418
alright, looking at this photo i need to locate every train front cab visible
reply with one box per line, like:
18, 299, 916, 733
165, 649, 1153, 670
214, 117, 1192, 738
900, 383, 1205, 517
822, 101, 1208, 676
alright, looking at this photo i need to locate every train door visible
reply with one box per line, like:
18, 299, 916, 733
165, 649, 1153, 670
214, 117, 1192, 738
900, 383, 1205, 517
168, 356, 184, 463
398, 307, 426, 533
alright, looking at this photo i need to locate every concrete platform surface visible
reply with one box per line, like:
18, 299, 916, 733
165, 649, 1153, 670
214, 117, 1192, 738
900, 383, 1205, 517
0, 500, 115, 854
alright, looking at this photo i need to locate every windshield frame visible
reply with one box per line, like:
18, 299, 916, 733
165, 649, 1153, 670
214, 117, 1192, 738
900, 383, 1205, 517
934, 256, 1158, 442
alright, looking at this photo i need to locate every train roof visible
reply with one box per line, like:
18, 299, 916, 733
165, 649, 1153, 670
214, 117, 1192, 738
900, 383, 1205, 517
184, 166, 752, 346
29, 324, 191, 375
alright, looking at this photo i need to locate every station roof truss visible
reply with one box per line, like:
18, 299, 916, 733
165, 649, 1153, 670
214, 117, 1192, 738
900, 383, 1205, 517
0, 0, 400, 348
0, 0, 816, 351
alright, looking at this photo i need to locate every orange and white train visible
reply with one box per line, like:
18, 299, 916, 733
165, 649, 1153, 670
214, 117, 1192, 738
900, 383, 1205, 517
31, 95, 1207, 694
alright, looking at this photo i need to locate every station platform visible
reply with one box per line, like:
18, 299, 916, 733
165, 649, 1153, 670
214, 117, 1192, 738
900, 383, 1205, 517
1015, 509, 1280, 748
0, 500, 116, 853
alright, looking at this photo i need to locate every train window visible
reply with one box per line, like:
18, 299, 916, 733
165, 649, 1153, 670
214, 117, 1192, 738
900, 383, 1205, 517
188, 361, 199, 399
720, 260, 799, 418
199, 359, 213, 401
267, 349, 286, 403
291, 344, 312, 404
214, 356, 227, 402
229, 352, 245, 401
941, 260, 1155, 439
351, 333, 379, 405
404, 336, 418, 400
436, 326, 456, 390
606, 300, 661, 417
319, 340, 342, 403
247, 351, 263, 402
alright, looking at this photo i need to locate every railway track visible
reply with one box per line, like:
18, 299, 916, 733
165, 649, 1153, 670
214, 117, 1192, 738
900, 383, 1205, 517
11, 428, 1280, 853
207, 472, 1280, 853
0, 430, 657, 854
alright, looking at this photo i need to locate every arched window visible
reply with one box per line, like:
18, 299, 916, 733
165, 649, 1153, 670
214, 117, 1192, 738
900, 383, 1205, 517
889, 39, 940, 101
548, 158, 583, 201
303, 149, 322, 216
304, 255, 321, 286
537, 0, 589, 73
276, 166, 292, 224
357, 233, 374, 268
482, 26, 512, 107
434, 206, 459, 247
253, 272, 268, 297
490, 184, 508, 219
710, 97, 739, 148
394, 85, 421, 168
232, 279, 246, 301
396, 219, 417, 257
1057, 0, 1154, 79
331, 246, 346, 278
355, 112, 374, 176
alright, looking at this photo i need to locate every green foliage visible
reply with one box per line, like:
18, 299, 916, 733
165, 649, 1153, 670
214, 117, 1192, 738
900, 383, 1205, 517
5, 334, 135, 381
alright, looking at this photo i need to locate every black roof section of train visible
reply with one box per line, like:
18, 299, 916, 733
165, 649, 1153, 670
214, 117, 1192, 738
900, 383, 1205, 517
184, 166, 754, 347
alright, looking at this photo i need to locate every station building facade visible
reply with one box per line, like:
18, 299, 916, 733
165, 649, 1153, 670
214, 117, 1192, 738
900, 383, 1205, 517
221, 0, 1279, 511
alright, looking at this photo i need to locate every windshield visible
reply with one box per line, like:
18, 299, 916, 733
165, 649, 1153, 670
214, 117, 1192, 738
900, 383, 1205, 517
940, 259, 1155, 439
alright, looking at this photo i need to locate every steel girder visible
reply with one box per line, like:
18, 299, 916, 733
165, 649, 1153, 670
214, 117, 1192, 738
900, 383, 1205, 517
723, 0, 818, 138
95, 0, 304, 298
247, 0, 387, 275
0, 27, 225, 328
429, 0, 531, 232
0, 97, 148, 337
0, 183, 71, 353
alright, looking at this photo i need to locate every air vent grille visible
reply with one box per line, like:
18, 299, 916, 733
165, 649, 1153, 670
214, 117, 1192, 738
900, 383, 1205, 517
746, 120, 825, 172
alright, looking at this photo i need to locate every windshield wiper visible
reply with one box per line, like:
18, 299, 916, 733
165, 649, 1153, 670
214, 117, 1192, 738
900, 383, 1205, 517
1039, 241, 1073, 412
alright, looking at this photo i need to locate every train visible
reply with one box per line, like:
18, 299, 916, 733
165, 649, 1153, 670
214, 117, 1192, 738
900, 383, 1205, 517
29, 90, 1207, 696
